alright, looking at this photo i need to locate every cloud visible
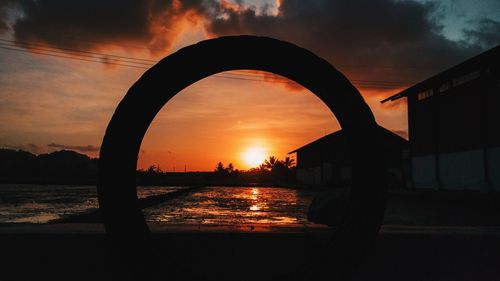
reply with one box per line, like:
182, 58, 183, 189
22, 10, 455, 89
0, 20, 7, 33
47, 143, 100, 153
2, 0, 499, 94
1, 143, 41, 153
204, 0, 489, 88
462, 18, 500, 48
260, 71, 304, 91
8, 0, 206, 54
0, 0, 16, 33
2, 142, 100, 155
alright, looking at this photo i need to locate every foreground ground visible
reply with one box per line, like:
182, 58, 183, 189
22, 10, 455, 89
1, 223, 499, 281
1, 189, 499, 280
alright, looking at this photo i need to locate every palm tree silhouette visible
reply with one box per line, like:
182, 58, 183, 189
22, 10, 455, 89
263, 156, 278, 170
282, 157, 295, 168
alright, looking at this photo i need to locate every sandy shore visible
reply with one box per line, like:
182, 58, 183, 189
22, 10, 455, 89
1, 223, 499, 281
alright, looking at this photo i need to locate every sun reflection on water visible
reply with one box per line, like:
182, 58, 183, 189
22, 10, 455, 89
249, 188, 264, 212
144, 186, 318, 225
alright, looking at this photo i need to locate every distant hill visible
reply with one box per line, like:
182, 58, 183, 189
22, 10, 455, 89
0, 149, 297, 186
0, 149, 98, 183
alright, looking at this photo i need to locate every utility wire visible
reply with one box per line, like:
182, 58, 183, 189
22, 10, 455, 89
0, 45, 149, 69
0, 39, 412, 89
0, 38, 157, 63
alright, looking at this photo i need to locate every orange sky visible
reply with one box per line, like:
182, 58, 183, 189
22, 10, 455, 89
0, 16, 408, 171
2, 0, 495, 171
138, 78, 406, 171
0, 41, 407, 171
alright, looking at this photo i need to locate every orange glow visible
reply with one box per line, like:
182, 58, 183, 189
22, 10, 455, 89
242, 146, 267, 168
219, 0, 242, 13
249, 188, 263, 212
1, 34, 408, 172
134, 70, 342, 172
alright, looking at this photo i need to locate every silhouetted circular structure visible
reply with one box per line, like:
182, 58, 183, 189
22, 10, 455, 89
98, 35, 387, 280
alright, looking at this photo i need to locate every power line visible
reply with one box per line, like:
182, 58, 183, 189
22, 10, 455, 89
0, 38, 157, 63
0, 40, 413, 89
0, 39, 412, 85
199, 67, 411, 86
0, 45, 149, 69
214, 70, 410, 88
14, 33, 167, 52
0, 41, 154, 67
0, 44, 410, 88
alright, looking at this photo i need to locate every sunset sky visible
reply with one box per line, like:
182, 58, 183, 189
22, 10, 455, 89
0, 0, 499, 171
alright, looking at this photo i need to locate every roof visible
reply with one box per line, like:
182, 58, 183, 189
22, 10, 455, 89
288, 125, 407, 154
380, 44, 500, 104
288, 130, 343, 154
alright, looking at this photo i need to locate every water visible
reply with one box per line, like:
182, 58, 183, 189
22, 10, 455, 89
0, 184, 182, 223
0, 184, 317, 225
144, 187, 316, 225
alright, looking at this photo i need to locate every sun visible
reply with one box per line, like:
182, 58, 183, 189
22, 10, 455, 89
243, 147, 267, 168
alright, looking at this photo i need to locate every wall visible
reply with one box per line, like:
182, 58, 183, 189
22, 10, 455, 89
412, 148, 500, 191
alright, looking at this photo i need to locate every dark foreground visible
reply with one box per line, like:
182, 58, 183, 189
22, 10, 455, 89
1, 224, 499, 281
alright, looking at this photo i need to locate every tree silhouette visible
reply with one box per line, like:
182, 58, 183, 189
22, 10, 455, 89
146, 165, 162, 174
282, 156, 295, 168
215, 162, 225, 173
227, 163, 234, 173
258, 163, 267, 172
263, 156, 278, 170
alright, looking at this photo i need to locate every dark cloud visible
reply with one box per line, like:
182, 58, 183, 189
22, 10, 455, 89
462, 18, 500, 49
205, 0, 485, 85
0, 15, 9, 34
0, 20, 7, 33
47, 143, 100, 153
3, 0, 498, 91
9, 0, 205, 53
0, 0, 16, 33
2, 143, 42, 153
2, 143, 100, 154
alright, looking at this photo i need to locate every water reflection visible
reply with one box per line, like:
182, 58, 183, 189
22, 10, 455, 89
0, 185, 183, 223
0, 185, 318, 225
144, 187, 318, 225
249, 188, 264, 212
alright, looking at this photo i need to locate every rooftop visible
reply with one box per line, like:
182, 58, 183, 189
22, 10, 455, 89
288, 125, 407, 154
380, 44, 500, 104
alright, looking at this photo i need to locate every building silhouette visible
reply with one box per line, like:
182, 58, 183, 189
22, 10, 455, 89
289, 126, 408, 187
381, 45, 500, 191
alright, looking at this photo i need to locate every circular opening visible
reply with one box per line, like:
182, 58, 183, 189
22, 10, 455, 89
97, 35, 387, 279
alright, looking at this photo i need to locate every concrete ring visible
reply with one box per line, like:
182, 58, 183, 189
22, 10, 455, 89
97, 35, 387, 279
